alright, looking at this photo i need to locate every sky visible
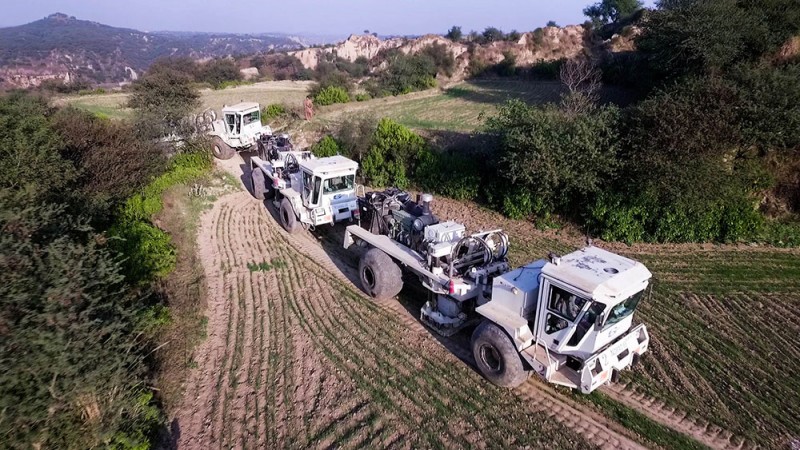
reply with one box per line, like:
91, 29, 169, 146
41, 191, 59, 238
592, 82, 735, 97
5, 0, 657, 36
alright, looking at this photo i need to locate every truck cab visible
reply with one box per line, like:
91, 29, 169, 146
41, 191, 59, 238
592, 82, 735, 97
211, 102, 272, 151
250, 152, 360, 232
476, 246, 651, 393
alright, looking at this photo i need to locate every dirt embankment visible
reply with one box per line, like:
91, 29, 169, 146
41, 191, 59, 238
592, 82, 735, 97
289, 25, 632, 81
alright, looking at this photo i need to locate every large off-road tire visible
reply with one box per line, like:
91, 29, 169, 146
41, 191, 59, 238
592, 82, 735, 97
358, 248, 403, 300
211, 136, 235, 160
279, 198, 300, 234
250, 168, 265, 200
471, 320, 529, 388
264, 179, 276, 200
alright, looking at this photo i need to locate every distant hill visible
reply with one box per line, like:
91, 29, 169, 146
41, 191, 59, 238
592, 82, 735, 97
0, 13, 305, 89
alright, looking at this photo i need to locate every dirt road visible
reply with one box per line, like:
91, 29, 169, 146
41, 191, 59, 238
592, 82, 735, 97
172, 157, 653, 449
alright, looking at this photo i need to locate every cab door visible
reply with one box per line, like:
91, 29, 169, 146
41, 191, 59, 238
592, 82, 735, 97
535, 279, 590, 353
301, 171, 322, 208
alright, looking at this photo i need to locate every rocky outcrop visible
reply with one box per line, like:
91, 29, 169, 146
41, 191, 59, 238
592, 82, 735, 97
289, 25, 603, 81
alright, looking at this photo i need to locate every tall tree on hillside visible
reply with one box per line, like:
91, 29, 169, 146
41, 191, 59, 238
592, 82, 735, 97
445, 26, 463, 42
128, 68, 200, 138
583, 0, 643, 26
482, 27, 505, 43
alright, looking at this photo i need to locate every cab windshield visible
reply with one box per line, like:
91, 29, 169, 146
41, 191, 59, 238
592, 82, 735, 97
323, 175, 355, 194
243, 110, 260, 125
604, 290, 645, 328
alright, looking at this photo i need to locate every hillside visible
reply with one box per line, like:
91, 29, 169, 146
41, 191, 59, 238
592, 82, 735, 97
289, 25, 629, 80
0, 13, 304, 89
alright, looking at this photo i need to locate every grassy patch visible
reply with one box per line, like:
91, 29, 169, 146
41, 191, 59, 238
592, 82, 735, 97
583, 392, 709, 450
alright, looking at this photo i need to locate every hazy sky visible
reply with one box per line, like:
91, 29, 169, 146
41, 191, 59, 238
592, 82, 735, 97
6, 0, 656, 35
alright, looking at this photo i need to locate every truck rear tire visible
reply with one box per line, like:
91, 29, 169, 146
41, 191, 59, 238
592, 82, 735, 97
250, 168, 265, 200
212, 137, 235, 160
359, 248, 403, 300
279, 198, 300, 234
471, 320, 528, 388
264, 179, 275, 200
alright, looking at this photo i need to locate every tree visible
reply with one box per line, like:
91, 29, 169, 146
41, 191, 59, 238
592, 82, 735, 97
583, 0, 643, 26
445, 25, 463, 42
559, 57, 602, 114
636, 0, 800, 81
482, 27, 505, 43
197, 58, 242, 87
486, 99, 621, 219
128, 68, 200, 138
547, 20, 559, 27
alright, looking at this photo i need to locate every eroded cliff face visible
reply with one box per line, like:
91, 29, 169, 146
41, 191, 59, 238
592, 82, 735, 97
288, 25, 625, 80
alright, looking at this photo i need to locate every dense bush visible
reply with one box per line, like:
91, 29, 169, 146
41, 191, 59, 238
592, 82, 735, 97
421, 43, 456, 77
198, 58, 242, 88
314, 86, 350, 105
310, 135, 341, 157
445, 26, 463, 42
636, 0, 800, 84
588, 76, 772, 242
250, 53, 308, 80
372, 53, 437, 96
335, 114, 378, 162
128, 68, 200, 138
486, 99, 621, 219
361, 118, 428, 188
0, 93, 178, 449
528, 58, 566, 79
416, 150, 482, 201
261, 103, 288, 121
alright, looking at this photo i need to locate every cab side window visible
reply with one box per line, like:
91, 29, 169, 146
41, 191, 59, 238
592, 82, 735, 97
547, 286, 587, 321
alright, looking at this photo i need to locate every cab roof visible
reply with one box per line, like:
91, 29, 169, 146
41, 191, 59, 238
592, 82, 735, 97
222, 102, 260, 113
541, 246, 651, 302
301, 155, 358, 175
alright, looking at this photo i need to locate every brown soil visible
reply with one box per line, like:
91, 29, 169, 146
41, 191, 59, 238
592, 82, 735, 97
171, 155, 655, 449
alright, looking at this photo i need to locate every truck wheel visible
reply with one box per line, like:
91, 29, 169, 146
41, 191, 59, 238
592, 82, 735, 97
471, 320, 528, 388
250, 168, 265, 200
279, 198, 300, 234
211, 137, 235, 160
359, 248, 403, 299
264, 180, 275, 200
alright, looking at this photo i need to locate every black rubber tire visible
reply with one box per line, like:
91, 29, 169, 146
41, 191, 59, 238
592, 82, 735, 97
264, 179, 276, 200
471, 320, 529, 388
211, 136, 235, 160
279, 198, 300, 234
358, 248, 403, 299
250, 167, 265, 200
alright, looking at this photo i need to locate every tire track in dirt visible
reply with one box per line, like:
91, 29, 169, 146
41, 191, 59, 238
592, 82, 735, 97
263, 205, 648, 450
179, 189, 598, 449
175, 193, 382, 449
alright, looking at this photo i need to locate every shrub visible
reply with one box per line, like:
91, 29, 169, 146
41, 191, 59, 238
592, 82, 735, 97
421, 43, 456, 76
373, 53, 437, 96
361, 118, 427, 188
482, 27, 505, 43
335, 114, 378, 161
446, 26, 463, 42
314, 85, 350, 105
486, 99, 621, 219
128, 68, 200, 139
415, 150, 482, 201
310, 136, 341, 157
262, 103, 287, 121
355, 93, 371, 102
197, 58, 242, 88
495, 51, 518, 77
529, 58, 566, 79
